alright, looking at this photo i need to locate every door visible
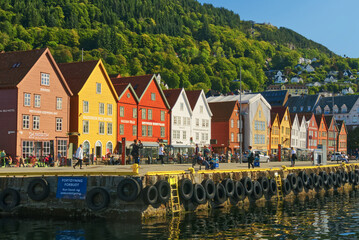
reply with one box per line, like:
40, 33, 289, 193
95, 146, 101, 158
35, 142, 42, 159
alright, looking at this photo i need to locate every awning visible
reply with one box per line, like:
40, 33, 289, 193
169, 145, 194, 148
141, 142, 159, 147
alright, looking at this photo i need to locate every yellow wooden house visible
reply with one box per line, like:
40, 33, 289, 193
59, 60, 118, 159
272, 106, 291, 149
252, 104, 268, 152
269, 113, 280, 154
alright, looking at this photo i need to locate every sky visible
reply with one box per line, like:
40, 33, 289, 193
197, 0, 359, 58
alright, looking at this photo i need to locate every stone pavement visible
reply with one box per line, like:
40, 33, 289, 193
0, 160, 354, 176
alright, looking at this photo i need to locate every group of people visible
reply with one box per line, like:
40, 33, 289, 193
192, 144, 214, 170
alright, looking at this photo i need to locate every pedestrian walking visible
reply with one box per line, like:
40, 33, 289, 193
195, 144, 199, 156
158, 143, 165, 165
291, 147, 297, 167
247, 146, 254, 169
73, 144, 83, 169
130, 139, 143, 164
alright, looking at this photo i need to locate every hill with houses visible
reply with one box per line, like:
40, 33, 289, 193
0, 0, 358, 94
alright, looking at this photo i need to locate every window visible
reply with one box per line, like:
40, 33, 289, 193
99, 122, 105, 134
22, 115, 30, 129
161, 111, 165, 121
41, 73, 50, 86
57, 140, 67, 158
183, 131, 187, 140
83, 101, 89, 113
196, 118, 199, 127
83, 141, 90, 158
56, 118, 62, 131
33, 116, 40, 130
133, 108, 137, 118
237, 120, 240, 128
293, 107, 297, 112
96, 83, 102, 94
307, 106, 311, 111
106, 142, 113, 154
178, 116, 181, 125
142, 125, 147, 136
231, 133, 234, 142
151, 93, 156, 101
107, 104, 113, 115
22, 141, 34, 158
180, 103, 184, 111
173, 130, 180, 139
132, 125, 137, 136
119, 106, 124, 117
161, 127, 165, 137
300, 106, 304, 111
107, 122, 113, 135
148, 109, 153, 120
196, 132, 199, 141
237, 133, 240, 142
24, 93, 31, 106
174, 116, 178, 125
34, 95, 41, 108
200, 106, 203, 113
142, 109, 146, 119
231, 119, 234, 128
99, 103, 105, 115
119, 124, 124, 135
43, 142, 51, 156
56, 97, 62, 110
83, 120, 89, 133
259, 110, 261, 118
148, 126, 153, 137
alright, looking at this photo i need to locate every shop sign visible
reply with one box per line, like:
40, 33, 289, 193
56, 177, 87, 199
29, 132, 49, 139
0, 109, 15, 113
120, 119, 136, 124
29, 109, 58, 115
142, 121, 165, 127
83, 115, 112, 121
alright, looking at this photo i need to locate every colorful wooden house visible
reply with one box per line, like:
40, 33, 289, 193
0, 48, 72, 158
272, 106, 291, 149
269, 113, 280, 154
324, 116, 338, 154
315, 114, 328, 153
336, 120, 347, 154
59, 60, 118, 159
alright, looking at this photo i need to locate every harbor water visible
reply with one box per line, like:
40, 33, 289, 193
1, 189, 359, 239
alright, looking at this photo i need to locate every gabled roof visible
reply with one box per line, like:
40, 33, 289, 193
296, 113, 314, 122
314, 95, 359, 114
270, 112, 279, 127
163, 89, 183, 108
0, 48, 72, 96
336, 120, 345, 132
290, 113, 299, 128
324, 116, 336, 130
186, 90, 202, 110
209, 101, 238, 122
111, 74, 170, 109
207, 93, 272, 109
113, 83, 139, 102
285, 95, 321, 113
271, 106, 287, 122
58, 60, 98, 95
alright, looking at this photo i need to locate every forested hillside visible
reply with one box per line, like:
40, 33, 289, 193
0, 0, 357, 93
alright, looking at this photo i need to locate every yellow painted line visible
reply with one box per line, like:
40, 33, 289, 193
197, 168, 282, 174
146, 171, 186, 176
0, 171, 138, 177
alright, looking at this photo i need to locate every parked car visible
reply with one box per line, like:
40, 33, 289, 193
243, 150, 270, 163
331, 152, 344, 162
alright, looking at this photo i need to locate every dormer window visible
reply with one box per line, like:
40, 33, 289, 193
293, 107, 297, 111
316, 106, 322, 114
300, 106, 304, 111
333, 105, 338, 114
341, 105, 347, 113
324, 105, 330, 114
307, 106, 311, 111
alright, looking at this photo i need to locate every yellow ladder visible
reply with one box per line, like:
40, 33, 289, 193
168, 215, 181, 239
168, 176, 181, 215
275, 173, 283, 201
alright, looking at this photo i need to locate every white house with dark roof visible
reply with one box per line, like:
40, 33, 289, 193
290, 114, 307, 149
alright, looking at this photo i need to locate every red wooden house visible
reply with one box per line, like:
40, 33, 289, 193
324, 116, 338, 154
111, 74, 170, 151
336, 120, 347, 154
315, 114, 328, 153
298, 113, 318, 150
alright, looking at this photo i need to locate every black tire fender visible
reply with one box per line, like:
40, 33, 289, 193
320, 171, 328, 185
156, 180, 171, 203
201, 179, 215, 200
287, 174, 298, 190
27, 178, 50, 201
317, 175, 324, 190
282, 178, 291, 195
340, 171, 345, 183
311, 173, 319, 188
307, 175, 314, 190
355, 173, 359, 186
251, 180, 263, 200
299, 171, 309, 187
143, 185, 158, 205
179, 178, 193, 201
296, 176, 304, 193
349, 171, 356, 184
336, 172, 342, 187
260, 177, 270, 194
0, 188, 20, 211
86, 187, 110, 211
192, 183, 206, 205
117, 178, 141, 202
344, 171, 349, 183
233, 181, 246, 201
214, 183, 227, 204
222, 178, 235, 198
269, 179, 277, 195
241, 177, 253, 196
330, 172, 337, 187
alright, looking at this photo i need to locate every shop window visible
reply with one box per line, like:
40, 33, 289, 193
22, 141, 34, 158
57, 140, 67, 157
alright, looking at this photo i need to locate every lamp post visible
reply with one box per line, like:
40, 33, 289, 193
239, 67, 243, 164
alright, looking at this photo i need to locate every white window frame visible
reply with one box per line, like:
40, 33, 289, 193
24, 93, 31, 106
83, 101, 89, 113
41, 73, 50, 86
160, 127, 165, 137
142, 125, 147, 136
99, 122, 105, 134
133, 125, 137, 136
148, 109, 153, 120
96, 83, 102, 94
22, 115, 30, 129
107, 104, 113, 116
99, 103, 105, 115
133, 108, 137, 118
56, 118, 62, 131
107, 122, 113, 135
161, 111, 165, 121
142, 109, 146, 119
83, 120, 89, 134
119, 106, 124, 117
151, 93, 156, 101
119, 124, 124, 135
56, 97, 62, 110
148, 125, 153, 137
33, 116, 40, 130
34, 94, 41, 108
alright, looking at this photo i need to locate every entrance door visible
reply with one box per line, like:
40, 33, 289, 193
35, 142, 42, 159
95, 141, 102, 158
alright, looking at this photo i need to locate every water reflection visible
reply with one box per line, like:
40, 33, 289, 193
1, 189, 359, 239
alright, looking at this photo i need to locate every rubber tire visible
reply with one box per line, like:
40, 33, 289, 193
349, 171, 356, 184
201, 179, 215, 200
340, 171, 345, 183
192, 183, 206, 205
0, 188, 20, 211
156, 180, 171, 203
86, 187, 110, 211
269, 179, 277, 195
296, 176, 304, 193
287, 174, 298, 190
222, 178, 235, 198
233, 181, 246, 201
299, 171, 309, 187
27, 178, 50, 201
260, 177, 270, 195
336, 172, 342, 187
282, 178, 291, 196
326, 174, 333, 190
241, 177, 253, 196
344, 171, 349, 184
214, 183, 227, 204
355, 173, 359, 186
311, 173, 319, 188
252, 181, 263, 200
143, 185, 158, 205
117, 178, 141, 202
320, 171, 328, 185
307, 175, 314, 190
179, 178, 193, 201
316, 175, 324, 191
330, 172, 337, 187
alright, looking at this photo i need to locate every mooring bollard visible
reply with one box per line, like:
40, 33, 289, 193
132, 164, 140, 174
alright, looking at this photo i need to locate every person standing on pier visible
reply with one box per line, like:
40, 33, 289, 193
131, 139, 143, 164
291, 147, 297, 167
247, 146, 254, 169
73, 144, 83, 169
158, 143, 165, 165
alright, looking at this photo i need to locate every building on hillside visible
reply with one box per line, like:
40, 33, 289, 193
163, 88, 193, 154
315, 114, 328, 154
342, 87, 354, 95
324, 116, 338, 154
269, 113, 280, 154
314, 95, 359, 130
186, 90, 212, 147
286, 94, 321, 113
111, 74, 171, 158
298, 113, 318, 150
271, 107, 291, 149
59, 60, 118, 159
207, 94, 271, 153
0, 48, 72, 158
208, 101, 241, 155
291, 76, 303, 83
336, 120, 347, 154
112, 83, 139, 150
267, 84, 308, 95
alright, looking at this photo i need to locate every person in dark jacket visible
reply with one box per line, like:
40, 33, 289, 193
247, 146, 254, 169
131, 140, 143, 164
